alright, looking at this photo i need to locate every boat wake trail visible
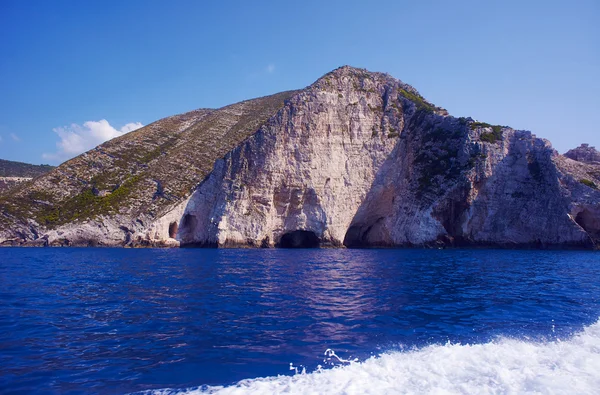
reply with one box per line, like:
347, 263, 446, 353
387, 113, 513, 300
139, 319, 600, 394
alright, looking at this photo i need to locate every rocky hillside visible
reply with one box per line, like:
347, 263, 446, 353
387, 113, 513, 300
0, 159, 54, 194
1, 66, 599, 248
0, 92, 296, 245
0, 159, 54, 177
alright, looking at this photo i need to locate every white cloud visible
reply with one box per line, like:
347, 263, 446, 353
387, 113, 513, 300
120, 122, 143, 133
42, 119, 143, 162
10, 133, 20, 142
266, 63, 275, 73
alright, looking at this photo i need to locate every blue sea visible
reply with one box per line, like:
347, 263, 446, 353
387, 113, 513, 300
1, 248, 599, 394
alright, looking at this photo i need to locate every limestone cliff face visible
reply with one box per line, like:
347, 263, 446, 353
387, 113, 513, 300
348, 124, 600, 248
1, 66, 599, 248
174, 67, 600, 249
177, 68, 416, 246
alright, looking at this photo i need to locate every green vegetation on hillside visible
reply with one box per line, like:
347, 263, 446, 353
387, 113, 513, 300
0, 90, 297, 229
414, 127, 472, 199
399, 89, 436, 114
470, 122, 504, 143
581, 179, 598, 189
37, 175, 142, 225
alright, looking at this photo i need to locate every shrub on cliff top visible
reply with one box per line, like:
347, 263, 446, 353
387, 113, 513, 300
399, 89, 435, 114
580, 179, 598, 189
472, 122, 503, 144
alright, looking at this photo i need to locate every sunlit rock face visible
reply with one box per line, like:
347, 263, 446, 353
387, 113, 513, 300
177, 67, 419, 247
176, 66, 600, 249
2, 66, 599, 249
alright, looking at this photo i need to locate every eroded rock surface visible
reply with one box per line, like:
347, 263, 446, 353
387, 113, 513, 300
177, 68, 412, 246
176, 67, 600, 249
1, 66, 599, 249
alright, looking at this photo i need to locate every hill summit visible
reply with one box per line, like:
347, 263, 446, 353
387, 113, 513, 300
1, 66, 599, 248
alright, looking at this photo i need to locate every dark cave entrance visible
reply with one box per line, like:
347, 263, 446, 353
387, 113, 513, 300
168, 221, 178, 239
181, 214, 197, 230
575, 209, 600, 239
343, 225, 368, 248
343, 218, 385, 248
277, 230, 320, 248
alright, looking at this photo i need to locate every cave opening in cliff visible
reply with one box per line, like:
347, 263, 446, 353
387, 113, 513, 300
277, 230, 320, 248
168, 222, 178, 239
181, 214, 197, 231
343, 225, 370, 248
343, 225, 361, 248
575, 209, 600, 238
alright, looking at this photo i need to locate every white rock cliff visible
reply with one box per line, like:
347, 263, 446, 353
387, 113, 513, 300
1, 66, 599, 248
172, 67, 600, 248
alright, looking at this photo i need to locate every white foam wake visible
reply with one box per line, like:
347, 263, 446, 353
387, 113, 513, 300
143, 320, 600, 395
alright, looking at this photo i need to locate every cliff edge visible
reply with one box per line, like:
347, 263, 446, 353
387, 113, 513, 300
1, 66, 599, 248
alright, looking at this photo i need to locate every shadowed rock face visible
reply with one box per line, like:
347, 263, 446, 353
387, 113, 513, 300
574, 209, 600, 240
1, 66, 599, 249
168, 222, 178, 239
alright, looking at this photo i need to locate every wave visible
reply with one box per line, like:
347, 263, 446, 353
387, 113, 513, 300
140, 320, 600, 395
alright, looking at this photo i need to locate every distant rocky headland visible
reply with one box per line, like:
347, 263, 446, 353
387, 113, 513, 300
0, 159, 54, 194
1, 66, 599, 249
565, 144, 600, 165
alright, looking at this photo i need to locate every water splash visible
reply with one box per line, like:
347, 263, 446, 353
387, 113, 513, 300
137, 319, 600, 395
289, 363, 306, 375
322, 349, 359, 367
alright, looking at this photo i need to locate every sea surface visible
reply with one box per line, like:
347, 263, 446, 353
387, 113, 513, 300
1, 248, 599, 394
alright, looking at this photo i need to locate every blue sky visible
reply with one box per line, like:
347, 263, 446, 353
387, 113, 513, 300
0, 0, 598, 164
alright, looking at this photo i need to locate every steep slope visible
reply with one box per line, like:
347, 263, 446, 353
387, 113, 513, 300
1, 66, 598, 248
176, 67, 446, 246
347, 121, 600, 248
176, 67, 600, 249
0, 159, 54, 194
0, 91, 297, 245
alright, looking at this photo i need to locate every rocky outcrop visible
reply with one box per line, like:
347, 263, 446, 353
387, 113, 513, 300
565, 144, 600, 164
174, 67, 600, 249
177, 68, 411, 247
1, 66, 599, 249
